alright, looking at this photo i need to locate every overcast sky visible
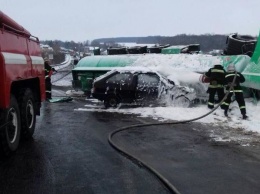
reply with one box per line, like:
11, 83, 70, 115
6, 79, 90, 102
1, 0, 259, 42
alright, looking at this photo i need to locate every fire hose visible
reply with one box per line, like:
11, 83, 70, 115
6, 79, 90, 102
108, 72, 237, 194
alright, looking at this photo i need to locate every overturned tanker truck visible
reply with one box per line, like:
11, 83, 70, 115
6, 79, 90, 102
0, 11, 45, 156
72, 31, 260, 100
239, 32, 260, 97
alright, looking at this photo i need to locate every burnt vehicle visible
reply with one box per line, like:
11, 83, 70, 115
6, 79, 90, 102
91, 67, 196, 108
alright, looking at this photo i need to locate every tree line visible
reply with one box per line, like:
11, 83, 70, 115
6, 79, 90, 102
93, 34, 229, 52
41, 34, 246, 52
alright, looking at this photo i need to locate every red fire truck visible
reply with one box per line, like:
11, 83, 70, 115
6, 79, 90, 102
0, 11, 45, 156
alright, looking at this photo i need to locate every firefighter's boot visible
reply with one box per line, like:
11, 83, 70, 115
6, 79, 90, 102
242, 114, 248, 120
224, 109, 228, 117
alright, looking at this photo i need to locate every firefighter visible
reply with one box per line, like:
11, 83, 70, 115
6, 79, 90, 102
44, 58, 55, 100
222, 64, 248, 119
205, 64, 226, 109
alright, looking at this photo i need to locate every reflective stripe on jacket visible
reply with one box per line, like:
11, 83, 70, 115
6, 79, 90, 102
225, 71, 245, 91
205, 65, 226, 87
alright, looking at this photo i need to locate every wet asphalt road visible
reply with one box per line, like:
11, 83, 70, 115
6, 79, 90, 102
0, 99, 170, 194
1, 96, 260, 194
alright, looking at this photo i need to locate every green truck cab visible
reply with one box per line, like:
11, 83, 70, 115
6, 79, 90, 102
241, 31, 260, 91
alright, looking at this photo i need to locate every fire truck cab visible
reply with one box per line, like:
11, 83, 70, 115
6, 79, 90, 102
0, 11, 45, 156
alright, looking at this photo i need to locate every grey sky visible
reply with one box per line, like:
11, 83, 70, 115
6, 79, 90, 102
1, 0, 259, 42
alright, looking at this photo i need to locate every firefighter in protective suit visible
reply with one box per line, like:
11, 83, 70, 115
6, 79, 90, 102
44, 58, 55, 100
222, 64, 248, 119
205, 64, 226, 109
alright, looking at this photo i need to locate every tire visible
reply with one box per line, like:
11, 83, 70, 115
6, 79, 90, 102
174, 95, 191, 108
104, 95, 119, 108
19, 88, 36, 139
84, 91, 91, 98
225, 34, 256, 56
0, 95, 21, 156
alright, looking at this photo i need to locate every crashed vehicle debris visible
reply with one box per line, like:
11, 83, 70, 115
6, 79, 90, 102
91, 67, 196, 108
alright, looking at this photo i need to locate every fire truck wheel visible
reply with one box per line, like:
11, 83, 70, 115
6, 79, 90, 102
0, 95, 21, 156
19, 89, 36, 139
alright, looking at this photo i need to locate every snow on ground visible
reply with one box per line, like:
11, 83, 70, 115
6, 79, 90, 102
75, 98, 260, 136
129, 53, 249, 73
53, 73, 73, 87
52, 54, 74, 87
52, 54, 72, 70
118, 42, 155, 47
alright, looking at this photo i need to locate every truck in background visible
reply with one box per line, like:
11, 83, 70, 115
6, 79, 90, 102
0, 11, 45, 156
